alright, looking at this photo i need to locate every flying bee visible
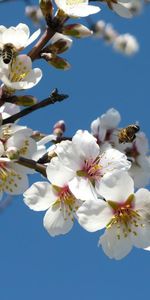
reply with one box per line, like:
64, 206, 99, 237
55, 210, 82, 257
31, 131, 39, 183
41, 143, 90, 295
0, 43, 17, 65
118, 124, 140, 144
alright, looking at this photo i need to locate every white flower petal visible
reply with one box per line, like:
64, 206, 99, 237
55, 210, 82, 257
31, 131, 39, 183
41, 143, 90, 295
23, 182, 55, 211
73, 130, 100, 161
112, 3, 132, 18
43, 205, 73, 236
100, 148, 131, 176
131, 222, 150, 249
25, 28, 41, 47
46, 157, 74, 186
99, 225, 132, 260
68, 176, 97, 201
99, 172, 134, 202
77, 198, 112, 231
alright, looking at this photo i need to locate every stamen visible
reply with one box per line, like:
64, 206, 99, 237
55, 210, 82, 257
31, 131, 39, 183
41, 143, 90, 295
106, 194, 143, 239
52, 185, 77, 221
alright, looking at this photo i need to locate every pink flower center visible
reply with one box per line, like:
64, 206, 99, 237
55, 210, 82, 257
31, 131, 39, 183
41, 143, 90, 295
106, 195, 143, 239
52, 185, 79, 221
77, 157, 102, 183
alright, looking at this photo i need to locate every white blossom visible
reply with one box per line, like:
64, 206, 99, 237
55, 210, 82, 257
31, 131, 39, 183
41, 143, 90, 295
0, 54, 42, 90
114, 131, 150, 188
0, 23, 40, 51
47, 130, 131, 201
0, 124, 37, 196
91, 108, 121, 144
23, 178, 81, 237
77, 172, 150, 260
113, 33, 139, 56
54, 0, 100, 17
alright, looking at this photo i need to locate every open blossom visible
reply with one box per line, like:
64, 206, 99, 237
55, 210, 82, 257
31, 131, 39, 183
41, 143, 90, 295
0, 23, 40, 51
54, 0, 100, 17
23, 169, 82, 236
47, 130, 131, 201
0, 124, 37, 197
0, 54, 42, 90
117, 132, 150, 188
77, 172, 150, 260
113, 33, 139, 56
91, 108, 121, 145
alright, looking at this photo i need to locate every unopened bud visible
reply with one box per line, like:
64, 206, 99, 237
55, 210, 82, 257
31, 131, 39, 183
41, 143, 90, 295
39, 0, 53, 18
103, 24, 117, 44
10, 95, 37, 106
49, 33, 72, 54
53, 120, 66, 137
6, 147, 19, 160
63, 24, 93, 38
41, 53, 71, 70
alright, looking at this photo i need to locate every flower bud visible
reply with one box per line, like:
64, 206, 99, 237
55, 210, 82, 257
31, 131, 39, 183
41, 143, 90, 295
103, 24, 117, 44
39, 0, 53, 18
93, 20, 105, 37
41, 53, 71, 70
6, 147, 20, 160
63, 24, 93, 38
43, 33, 72, 54
53, 120, 66, 137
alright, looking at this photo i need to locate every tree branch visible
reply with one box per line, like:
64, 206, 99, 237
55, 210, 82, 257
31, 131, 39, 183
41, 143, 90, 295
17, 157, 47, 177
2, 89, 68, 125
28, 27, 55, 61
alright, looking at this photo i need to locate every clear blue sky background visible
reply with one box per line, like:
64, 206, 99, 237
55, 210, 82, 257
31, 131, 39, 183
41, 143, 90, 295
0, 1, 150, 299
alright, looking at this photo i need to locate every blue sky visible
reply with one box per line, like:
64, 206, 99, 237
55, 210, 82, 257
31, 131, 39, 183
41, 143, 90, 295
0, 1, 150, 300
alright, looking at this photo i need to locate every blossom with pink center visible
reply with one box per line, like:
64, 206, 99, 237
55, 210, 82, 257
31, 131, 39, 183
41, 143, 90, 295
116, 131, 150, 188
47, 130, 131, 201
23, 179, 81, 237
77, 172, 150, 260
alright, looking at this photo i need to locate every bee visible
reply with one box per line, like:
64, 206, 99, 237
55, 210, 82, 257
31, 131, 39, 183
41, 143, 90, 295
118, 124, 140, 144
0, 43, 16, 65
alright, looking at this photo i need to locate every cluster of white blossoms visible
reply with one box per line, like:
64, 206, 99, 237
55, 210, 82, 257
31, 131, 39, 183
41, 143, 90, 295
23, 107, 150, 260
93, 20, 139, 56
0, 0, 149, 262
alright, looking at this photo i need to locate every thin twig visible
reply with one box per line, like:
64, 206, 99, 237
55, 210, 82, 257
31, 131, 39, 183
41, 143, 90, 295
2, 89, 68, 125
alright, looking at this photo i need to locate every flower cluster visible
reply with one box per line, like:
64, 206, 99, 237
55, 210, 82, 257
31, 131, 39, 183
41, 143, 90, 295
23, 107, 150, 260
93, 20, 139, 56
0, 0, 149, 263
